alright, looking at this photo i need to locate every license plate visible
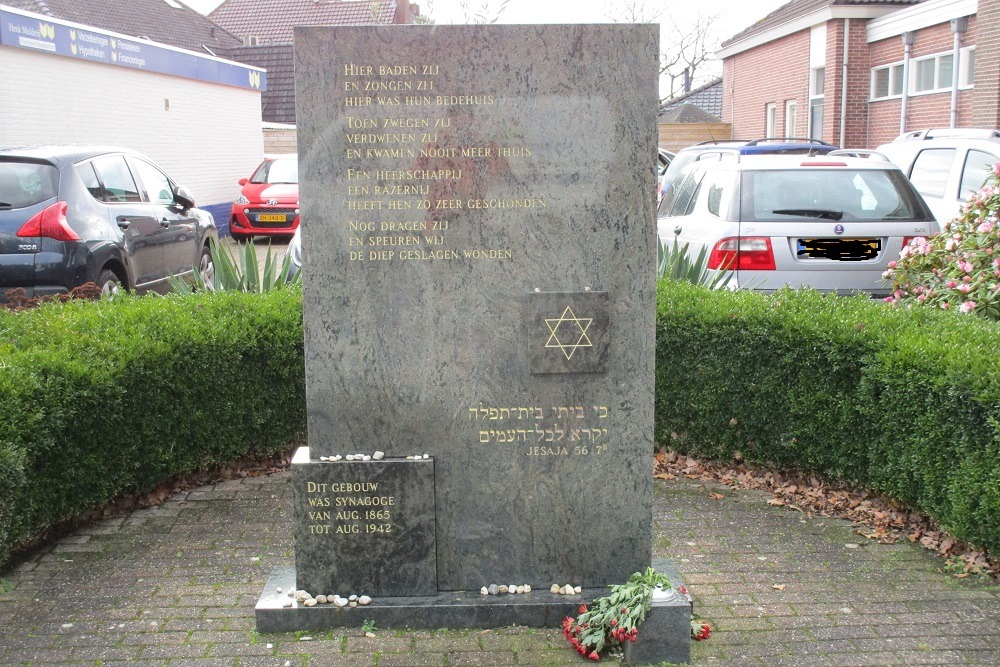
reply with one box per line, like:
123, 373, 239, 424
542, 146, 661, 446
257, 214, 287, 222
796, 238, 880, 261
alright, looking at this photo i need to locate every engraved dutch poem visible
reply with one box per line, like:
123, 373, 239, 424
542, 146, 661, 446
340, 59, 532, 264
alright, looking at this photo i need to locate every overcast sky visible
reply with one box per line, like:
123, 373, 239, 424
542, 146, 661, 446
183, 0, 786, 44
182, 0, 789, 94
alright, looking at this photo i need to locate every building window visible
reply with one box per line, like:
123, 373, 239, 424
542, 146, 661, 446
911, 51, 954, 94
871, 62, 904, 100
809, 67, 824, 141
784, 100, 797, 137
765, 103, 776, 138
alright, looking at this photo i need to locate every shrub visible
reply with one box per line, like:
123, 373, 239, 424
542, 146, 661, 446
171, 237, 300, 294
656, 280, 1000, 555
885, 162, 1000, 317
0, 289, 305, 567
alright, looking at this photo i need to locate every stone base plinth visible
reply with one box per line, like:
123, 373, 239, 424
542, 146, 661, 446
256, 566, 605, 632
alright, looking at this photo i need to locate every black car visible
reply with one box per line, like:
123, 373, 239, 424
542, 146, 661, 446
0, 145, 217, 301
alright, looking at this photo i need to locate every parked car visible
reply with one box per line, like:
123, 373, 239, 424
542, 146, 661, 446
657, 148, 675, 177
0, 145, 217, 301
876, 128, 1000, 223
658, 138, 837, 204
284, 225, 302, 280
657, 151, 938, 296
229, 155, 300, 242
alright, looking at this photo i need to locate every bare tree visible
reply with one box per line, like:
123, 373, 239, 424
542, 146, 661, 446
459, 0, 511, 24
607, 0, 722, 103
418, 0, 510, 24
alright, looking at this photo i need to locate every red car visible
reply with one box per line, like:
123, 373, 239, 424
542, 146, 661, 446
229, 155, 299, 242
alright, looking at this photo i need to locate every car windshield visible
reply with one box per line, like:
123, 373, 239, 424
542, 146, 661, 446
740, 168, 924, 222
0, 161, 59, 209
251, 157, 298, 184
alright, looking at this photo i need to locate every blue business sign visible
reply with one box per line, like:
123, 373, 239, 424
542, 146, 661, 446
0, 6, 265, 91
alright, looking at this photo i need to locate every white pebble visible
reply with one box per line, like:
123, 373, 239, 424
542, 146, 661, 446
333, 455, 343, 461
373, 451, 385, 460
282, 600, 292, 608
276, 588, 283, 594
349, 601, 358, 607
362, 455, 371, 461
349, 594, 358, 601
320, 456, 328, 461
316, 595, 327, 604
516, 585, 525, 594
346, 454, 356, 461
525, 585, 532, 593
508, 584, 517, 593
481, 587, 489, 595
422, 454, 429, 459
304, 598, 317, 607
574, 586, 582, 594
359, 595, 372, 605
550, 584, 560, 594
334, 597, 348, 607
498, 585, 508, 594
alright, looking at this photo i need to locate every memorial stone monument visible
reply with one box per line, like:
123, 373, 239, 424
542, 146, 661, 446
256, 25, 684, 640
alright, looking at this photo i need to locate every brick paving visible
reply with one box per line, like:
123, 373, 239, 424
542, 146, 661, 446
1, 470, 997, 667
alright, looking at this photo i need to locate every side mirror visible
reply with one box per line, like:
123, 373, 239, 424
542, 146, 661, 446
173, 185, 196, 209
238, 177, 248, 186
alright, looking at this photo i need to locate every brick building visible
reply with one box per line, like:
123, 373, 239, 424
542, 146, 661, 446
717, 0, 999, 149
210, 0, 420, 125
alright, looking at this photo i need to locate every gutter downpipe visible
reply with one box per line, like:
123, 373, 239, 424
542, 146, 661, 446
901, 32, 914, 134
950, 17, 968, 128
840, 18, 849, 149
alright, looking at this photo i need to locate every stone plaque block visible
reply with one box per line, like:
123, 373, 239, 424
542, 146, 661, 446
295, 24, 658, 591
292, 448, 436, 596
527, 291, 611, 374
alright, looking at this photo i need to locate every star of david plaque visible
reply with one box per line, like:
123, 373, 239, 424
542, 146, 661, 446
528, 291, 611, 374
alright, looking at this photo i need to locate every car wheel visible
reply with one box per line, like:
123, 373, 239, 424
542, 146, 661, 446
198, 245, 216, 290
96, 269, 121, 299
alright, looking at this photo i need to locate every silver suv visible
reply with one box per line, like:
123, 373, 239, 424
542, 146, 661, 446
876, 128, 1000, 223
657, 152, 938, 296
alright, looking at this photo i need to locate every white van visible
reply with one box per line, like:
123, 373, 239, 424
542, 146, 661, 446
876, 128, 1000, 224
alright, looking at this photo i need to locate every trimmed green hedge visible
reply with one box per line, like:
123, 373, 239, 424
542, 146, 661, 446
0, 290, 305, 568
656, 280, 1000, 555
4, 281, 997, 567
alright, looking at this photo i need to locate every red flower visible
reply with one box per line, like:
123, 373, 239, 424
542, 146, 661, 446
579, 604, 588, 614
609, 619, 617, 627
588, 650, 600, 661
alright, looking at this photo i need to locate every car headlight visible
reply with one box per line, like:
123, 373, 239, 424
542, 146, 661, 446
235, 194, 250, 205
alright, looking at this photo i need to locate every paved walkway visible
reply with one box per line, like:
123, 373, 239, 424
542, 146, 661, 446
1, 467, 997, 667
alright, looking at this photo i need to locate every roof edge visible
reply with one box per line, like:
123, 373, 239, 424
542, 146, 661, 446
717, 5, 908, 60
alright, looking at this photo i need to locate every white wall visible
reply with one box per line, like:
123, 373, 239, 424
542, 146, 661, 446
0, 46, 263, 210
